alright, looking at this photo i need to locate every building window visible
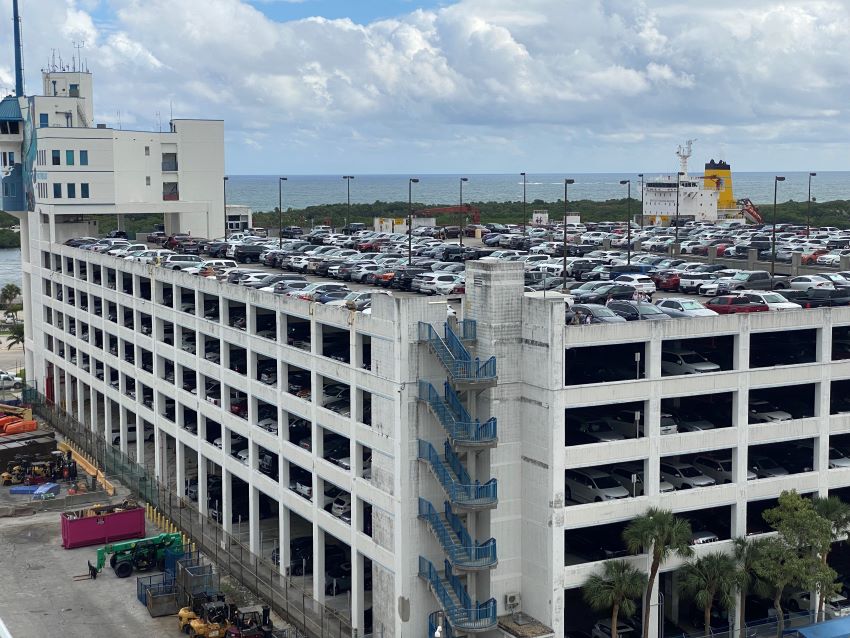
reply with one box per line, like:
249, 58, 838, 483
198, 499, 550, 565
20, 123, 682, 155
145, 176, 151, 186
69, 84, 79, 98
80, 183, 89, 199
66, 150, 74, 166
67, 183, 76, 199
52, 150, 60, 166
144, 146, 150, 156
0, 152, 13, 167
2, 182, 15, 197
79, 150, 88, 166
39, 113, 48, 128
53, 183, 61, 199
0, 121, 19, 134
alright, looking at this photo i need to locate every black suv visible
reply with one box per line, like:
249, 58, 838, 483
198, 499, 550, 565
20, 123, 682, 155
280, 226, 304, 238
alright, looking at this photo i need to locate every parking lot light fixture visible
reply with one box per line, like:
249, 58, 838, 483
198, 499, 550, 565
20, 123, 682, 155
408, 178, 419, 264
562, 178, 575, 290
772, 176, 786, 276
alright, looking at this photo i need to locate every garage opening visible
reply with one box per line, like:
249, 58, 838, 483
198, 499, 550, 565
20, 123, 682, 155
750, 329, 817, 368
565, 342, 646, 385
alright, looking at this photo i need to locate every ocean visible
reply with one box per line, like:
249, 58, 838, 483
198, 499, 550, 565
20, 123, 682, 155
225, 171, 850, 213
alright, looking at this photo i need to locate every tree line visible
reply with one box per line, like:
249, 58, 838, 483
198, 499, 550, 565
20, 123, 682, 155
582, 491, 850, 638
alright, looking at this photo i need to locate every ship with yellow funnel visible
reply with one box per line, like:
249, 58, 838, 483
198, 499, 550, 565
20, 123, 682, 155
642, 140, 755, 226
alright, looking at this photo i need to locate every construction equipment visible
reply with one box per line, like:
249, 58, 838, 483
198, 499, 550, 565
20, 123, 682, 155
2, 450, 76, 485
738, 198, 764, 224
226, 605, 275, 637
178, 593, 227, 634
413, 205, 481, 224
77, 532, 182, 580
186, 599, 231, 637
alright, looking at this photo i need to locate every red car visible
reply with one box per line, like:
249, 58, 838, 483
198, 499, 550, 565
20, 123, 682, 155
703, 296, 769, 314
652, 269, 681, 291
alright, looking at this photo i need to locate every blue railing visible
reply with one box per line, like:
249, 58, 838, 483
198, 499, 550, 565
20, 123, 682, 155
418, 440, 498, 507
456, 320, 477, 341
418, 322, 497, 383
418, 557, 497, 632
418, 381, 498, 445
418, 498, 497, 569
444, 502, 496, 566
429, 611, 454, 638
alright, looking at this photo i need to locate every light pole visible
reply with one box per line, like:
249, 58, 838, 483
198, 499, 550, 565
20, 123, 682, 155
620, 179, 632, 264
223, 176, 229, 240
408, 177, 419, 264
343, 175, 354, 229
520, 172, 527, 235
459, 177, 468, 247
771, 176, 786, 276
807, 172, 816, 237
562, 178, 574, 290
638, 173, 644, 229
674, 171, 684, 244
278, 176, 287, 249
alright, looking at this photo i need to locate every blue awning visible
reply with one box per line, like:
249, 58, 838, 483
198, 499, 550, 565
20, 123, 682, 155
794, 617, 850, 638
0, 96, 22, 121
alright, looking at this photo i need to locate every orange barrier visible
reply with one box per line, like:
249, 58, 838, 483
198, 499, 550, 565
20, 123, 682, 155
2, 420, 36, 435
0, 416, 21, 431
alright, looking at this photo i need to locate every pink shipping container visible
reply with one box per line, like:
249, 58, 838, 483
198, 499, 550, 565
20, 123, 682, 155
60, 505, 146, 549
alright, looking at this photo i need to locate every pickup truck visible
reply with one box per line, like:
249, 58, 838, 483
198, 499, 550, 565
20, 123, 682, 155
712, 270, 790, 292
703, 295, 770, 314
781, 289, 850, 308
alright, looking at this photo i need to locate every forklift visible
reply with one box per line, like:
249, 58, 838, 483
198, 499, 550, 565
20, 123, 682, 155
186, 599, 232, 637
226, 605, 275, 638
78, 532, 183, 579
178, 593, 226, 634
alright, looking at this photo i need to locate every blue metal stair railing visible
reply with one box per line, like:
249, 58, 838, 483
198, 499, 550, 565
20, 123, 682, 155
418, 498, 497, 569
418, 322, 496, 383
429, 611, 455, 638
418, 381, 498, 445
417, 440, 498, 508
418, 556, 498, 632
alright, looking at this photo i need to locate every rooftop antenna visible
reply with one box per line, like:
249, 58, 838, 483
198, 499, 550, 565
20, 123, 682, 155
156, 111, 161, 132
676, 139, 695, 175
117, 110, 121, 130
12, 0, 25, 96
72, 42, 84, 72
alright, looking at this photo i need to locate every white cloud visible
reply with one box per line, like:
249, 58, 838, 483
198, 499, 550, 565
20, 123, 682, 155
1, 0, 848, 172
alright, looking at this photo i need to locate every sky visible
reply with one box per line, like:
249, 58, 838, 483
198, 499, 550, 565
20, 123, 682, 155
1, 0, 848, 174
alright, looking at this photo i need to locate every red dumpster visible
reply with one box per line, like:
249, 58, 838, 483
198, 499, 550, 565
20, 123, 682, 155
60, 504, 146, 549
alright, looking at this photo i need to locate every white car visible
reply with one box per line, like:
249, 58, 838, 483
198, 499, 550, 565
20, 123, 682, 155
732, 290, 801, 311
655, 298, 718, 317
0, 370, 23, 389
134, 249, 175, 264
610, 465, 675, 496
659, 461, 716, 489
692, 456, 756, 483
183, 259, 237, 274
661, 350, 721, 375
162, 254, 203, 270
109, 243, 146, 256
789, 275, 834, 291
564, 468, 630, 503
749, 400, 792, 422
613, 274, 656, 294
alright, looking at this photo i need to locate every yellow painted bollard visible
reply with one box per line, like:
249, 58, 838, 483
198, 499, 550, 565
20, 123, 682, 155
191, 542, 196, 553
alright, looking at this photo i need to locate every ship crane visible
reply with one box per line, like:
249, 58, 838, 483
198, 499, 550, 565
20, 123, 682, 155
412, 205, 481, 224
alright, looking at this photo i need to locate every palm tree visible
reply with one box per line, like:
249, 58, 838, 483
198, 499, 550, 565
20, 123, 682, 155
623, 508, 694, 638
680, 552, 738, 635
734, 536, 765, 638
812, 496, 850, 620
0, 283, 20, 310
582, 560, 647, 638
5, 322, 23, 349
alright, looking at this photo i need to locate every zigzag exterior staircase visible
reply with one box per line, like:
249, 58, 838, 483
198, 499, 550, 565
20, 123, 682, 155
418, 498, 497, 571
419, 381, 497, 448
419, 557, 497, 633
418, 322, 496, 386
417, 440, 497, 510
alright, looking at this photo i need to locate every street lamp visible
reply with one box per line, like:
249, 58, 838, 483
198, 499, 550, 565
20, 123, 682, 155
771, 176, 786, 276
620, 179, 632, 264
520, 172, 527, 235
278, 177, 287, 249
807, 172, 817, 237
674, 171, 685, 244
562, 178, 575, 290
408, 177, 419, 264
638, 173, 644, 229
459, 177, 468, 247
343, 175, 354, 229
223, 176, 229, 240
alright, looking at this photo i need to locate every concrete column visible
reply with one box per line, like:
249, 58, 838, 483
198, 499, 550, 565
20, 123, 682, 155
89, 385, 97, 433
278, 502, 291, 574
249, 485, 260, 553
816, 319, 832, 495
76, 377, 85, 423
176, 442, 186, 498
351, 550, 365, 631
791, 252, 802, 276
105, 398, 115, 444
748, 249, 759, 270
197, 451, 208, 517
313, 528, 326, 602
222, 470, 233, 535
136, 414, 145, 465
118, 404, 128, 454
645, 335, 661, 380
153, 420, 163, 481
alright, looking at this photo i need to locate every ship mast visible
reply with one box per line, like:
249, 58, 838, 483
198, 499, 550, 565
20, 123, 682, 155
676, 139, 695, 175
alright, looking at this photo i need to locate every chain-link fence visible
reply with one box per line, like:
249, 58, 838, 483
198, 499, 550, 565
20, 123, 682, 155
33, 393, 355, 638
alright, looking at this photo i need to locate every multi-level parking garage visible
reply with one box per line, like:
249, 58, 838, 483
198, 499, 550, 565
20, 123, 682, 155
22, 242, 850, 638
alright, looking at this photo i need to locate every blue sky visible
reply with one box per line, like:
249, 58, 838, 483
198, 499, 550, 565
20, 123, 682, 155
3, 0, 850, 174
